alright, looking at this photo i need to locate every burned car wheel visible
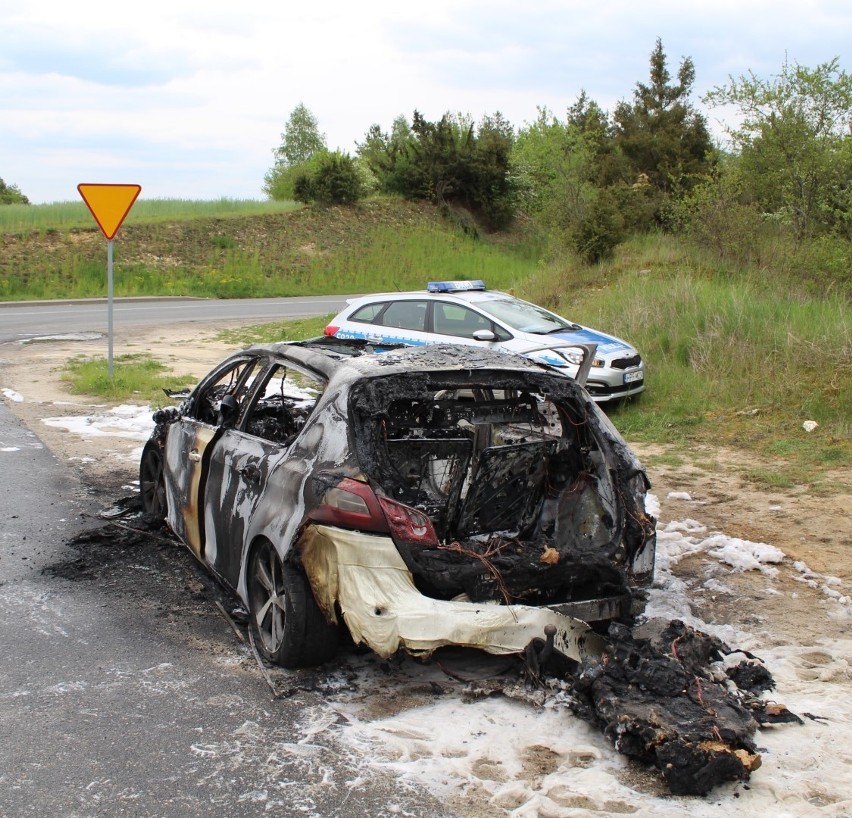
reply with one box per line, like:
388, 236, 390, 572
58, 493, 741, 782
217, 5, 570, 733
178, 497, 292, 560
139, 441, 167, 519
247, 539, 338, 669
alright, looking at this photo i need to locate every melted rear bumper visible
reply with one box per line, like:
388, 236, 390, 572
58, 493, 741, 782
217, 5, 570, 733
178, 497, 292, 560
299, 525, 606, 663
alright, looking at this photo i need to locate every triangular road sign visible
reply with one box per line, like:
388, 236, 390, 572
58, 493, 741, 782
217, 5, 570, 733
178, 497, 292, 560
77, 183, 142, 239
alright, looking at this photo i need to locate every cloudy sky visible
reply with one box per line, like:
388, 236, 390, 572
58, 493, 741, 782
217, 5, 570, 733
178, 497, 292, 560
2, 0, 850, 204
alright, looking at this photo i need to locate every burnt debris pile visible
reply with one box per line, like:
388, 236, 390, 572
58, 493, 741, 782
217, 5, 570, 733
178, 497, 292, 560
565, 619, 801, 796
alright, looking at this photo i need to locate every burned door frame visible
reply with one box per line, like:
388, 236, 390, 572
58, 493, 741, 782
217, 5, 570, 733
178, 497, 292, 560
162, 354, 262, 561
201, 359, 328, 588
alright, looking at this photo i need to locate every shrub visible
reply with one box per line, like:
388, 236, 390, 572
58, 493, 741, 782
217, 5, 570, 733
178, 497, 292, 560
0, 177, 29, 205
673, 174, 768, 266
263, 163, 302, 201
570, 191, 624, 263
293, 151, 363, 206
788, 235, 852, 297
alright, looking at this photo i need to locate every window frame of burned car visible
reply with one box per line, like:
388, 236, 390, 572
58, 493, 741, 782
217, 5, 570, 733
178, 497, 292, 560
186, 354, 262, 427
186, 351, 326, 445
236, 359, 327, 446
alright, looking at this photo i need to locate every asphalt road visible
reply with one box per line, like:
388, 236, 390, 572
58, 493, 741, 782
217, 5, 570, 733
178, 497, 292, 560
0, 402, 449, 818
0, 295, 354, 343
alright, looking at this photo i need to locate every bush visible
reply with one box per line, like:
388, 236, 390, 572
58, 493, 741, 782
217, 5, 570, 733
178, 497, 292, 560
673, 174, 768, 266
263, 163, 302, 201
570, 191, 624, 263
293, 151, 363, 206
788, 235, 852, 297
358, 111, 516, 229
0, 177, 29, 205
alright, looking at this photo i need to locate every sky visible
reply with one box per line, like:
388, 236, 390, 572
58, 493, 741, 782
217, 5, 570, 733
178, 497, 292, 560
2, 0, 851, 204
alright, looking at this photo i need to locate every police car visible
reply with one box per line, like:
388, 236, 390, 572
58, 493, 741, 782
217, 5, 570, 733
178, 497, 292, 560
324, 281, 645, 402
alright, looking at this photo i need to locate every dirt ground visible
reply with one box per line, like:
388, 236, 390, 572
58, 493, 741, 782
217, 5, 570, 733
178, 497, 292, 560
2, 323, 850, 651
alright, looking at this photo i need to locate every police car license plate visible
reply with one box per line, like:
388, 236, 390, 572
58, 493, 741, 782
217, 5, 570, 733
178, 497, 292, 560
624, 371, 643, 384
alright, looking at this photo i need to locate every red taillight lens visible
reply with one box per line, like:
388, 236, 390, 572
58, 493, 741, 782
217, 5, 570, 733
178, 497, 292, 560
309, 477, 388, 533
378, 496, 439, 547
324, 325, 339, 337
309, 477, 438, 546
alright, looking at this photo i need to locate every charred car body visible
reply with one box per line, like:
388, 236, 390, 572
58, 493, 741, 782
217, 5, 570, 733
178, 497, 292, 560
140, 340, 656, 668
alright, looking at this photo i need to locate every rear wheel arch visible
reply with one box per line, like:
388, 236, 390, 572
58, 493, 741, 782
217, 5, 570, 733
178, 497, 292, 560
245, 536, 338, 668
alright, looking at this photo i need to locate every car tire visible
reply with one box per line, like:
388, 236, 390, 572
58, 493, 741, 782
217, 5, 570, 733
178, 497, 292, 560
247, 540, 338, 668
139, 441, 167, 519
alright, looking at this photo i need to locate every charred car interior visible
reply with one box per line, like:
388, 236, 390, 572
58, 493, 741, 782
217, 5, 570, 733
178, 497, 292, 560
347, 375, 652, 615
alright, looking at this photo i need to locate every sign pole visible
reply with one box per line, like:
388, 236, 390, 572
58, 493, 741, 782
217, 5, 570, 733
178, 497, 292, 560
76, 183, 141, 381
107, 238, 115, 378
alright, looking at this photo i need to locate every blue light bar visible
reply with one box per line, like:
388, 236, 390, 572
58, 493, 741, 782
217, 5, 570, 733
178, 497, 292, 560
426, 280, 487, 293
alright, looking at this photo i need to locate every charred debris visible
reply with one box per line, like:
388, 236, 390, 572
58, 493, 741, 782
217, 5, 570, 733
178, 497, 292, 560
562, 619, 801, 796
464, 619, 802, 796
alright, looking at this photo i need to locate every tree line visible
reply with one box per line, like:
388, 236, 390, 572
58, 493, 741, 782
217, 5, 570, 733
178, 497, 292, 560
264, 40, 852, 267
4, 40, 849, 273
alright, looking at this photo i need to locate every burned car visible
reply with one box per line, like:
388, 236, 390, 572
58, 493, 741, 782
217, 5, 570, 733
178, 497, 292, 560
140, 339, 656, 669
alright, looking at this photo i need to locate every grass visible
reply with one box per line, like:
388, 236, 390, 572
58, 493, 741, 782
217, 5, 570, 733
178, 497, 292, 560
640, 452, 686, 468
62, 354, 196, 404
0, 198, 301, 233
740, 468, 797, 490
0, 199, 540, 301
538, 233, 851, 488
214, 314, 333, 346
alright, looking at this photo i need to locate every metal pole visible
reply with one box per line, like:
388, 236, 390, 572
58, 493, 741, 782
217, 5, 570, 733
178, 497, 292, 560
107, 238, 114, 379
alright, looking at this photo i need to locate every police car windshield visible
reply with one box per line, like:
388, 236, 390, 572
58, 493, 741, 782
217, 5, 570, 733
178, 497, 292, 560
477, 298, 577, 334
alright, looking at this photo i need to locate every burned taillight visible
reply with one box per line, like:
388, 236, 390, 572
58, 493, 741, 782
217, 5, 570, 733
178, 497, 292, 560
323, 325, 339, 337
309, 476, 438, 546
308, 477, 388, 533
377, 496, 439, 547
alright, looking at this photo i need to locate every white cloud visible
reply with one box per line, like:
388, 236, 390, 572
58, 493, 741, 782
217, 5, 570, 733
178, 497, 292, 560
2, 0, 850, 202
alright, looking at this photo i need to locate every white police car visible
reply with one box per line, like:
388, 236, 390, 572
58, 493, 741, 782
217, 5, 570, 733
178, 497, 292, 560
325, 281, 645, 402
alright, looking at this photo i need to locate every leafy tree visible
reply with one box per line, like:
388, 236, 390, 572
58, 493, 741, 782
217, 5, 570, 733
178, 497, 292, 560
479, 111, 514, 143
512, 105, 628, 262
566, 92, 626, 187
263, 164, 300, 201
397, 111, 473, 202
512, 106, 596, 230
264, 103, 327, 200
704, 57, 852, 240
673, 167, 768, 265
355, 115, 414, 194
613, 39, 715, 209
471, 111, 516, 226
292, 150, 363, 205
0, 178, 30, 205
571, 188, 625, 263
358, 110, 516, 229
273, 102, 326, 167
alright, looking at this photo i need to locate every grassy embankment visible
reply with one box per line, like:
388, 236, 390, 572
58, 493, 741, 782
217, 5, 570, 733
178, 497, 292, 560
4, 197, 849, 492
527, 234, 850, 489
0, 198, 537, 300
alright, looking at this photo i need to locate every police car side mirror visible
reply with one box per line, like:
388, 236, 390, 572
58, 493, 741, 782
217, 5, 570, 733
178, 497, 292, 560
472, 329, 496, 341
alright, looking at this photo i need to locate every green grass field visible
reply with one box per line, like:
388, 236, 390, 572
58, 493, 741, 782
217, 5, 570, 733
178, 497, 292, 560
0, 198, 541, 301
0, 197, 301, 233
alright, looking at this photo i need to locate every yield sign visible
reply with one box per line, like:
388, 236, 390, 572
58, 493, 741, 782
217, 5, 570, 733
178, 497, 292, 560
77, 183, 141, 239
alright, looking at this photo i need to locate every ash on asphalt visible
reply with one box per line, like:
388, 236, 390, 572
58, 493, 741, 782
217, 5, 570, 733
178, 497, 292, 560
44, 500, 356, 698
